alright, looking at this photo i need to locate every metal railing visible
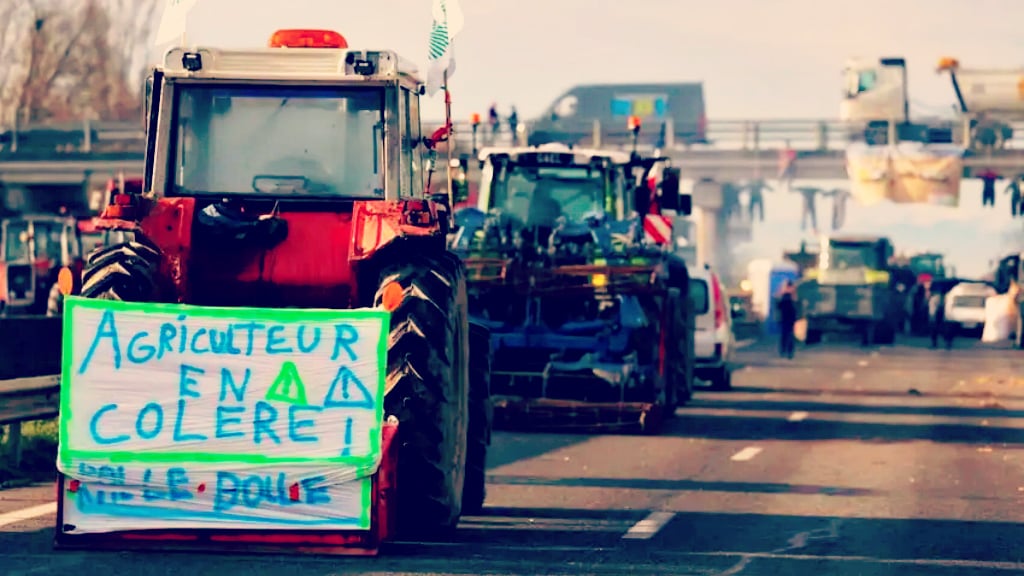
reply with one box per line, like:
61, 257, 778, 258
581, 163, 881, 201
0, 375, 60, 468
432, 117, 1024, 154
6, 116, 1023, 157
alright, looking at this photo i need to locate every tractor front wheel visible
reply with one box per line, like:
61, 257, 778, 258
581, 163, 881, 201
79, 241, 162, 301
375, 253, 470, 537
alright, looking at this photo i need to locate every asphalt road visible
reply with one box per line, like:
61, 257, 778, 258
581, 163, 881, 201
4, 335, 1024, 575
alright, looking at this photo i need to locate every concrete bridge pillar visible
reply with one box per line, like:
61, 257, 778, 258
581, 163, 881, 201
691, 179, 724, 270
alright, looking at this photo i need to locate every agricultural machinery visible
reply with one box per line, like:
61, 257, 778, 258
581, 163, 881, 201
449, 139, 695, 433
55, 28, 491, 554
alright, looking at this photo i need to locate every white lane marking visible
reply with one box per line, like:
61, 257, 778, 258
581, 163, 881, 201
787, 411, 809, 422
0, 502, 57, 529
730, 446, 763, 462
735, 339, 756, 350
622, 511, 676, 540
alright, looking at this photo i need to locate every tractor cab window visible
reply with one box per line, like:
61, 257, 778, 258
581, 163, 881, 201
824, 241, 884, 270
173, 85, 385, 198
3, 221, 29, 261
492, 165, 607, 226
32, 221, 66, 264
397, 88, 426, 198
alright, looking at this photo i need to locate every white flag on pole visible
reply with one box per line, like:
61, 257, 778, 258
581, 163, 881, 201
154, 0, 200, 46
426, 0, 465, 96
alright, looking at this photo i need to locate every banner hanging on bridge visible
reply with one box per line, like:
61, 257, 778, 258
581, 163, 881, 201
845, 143, 964, 207
56, 297, 388, 534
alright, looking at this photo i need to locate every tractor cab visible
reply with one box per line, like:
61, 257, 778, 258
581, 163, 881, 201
92, 28, 437, 309
477, 144, 637, 226
908, 252, 946, 282
455, 141, 687, 256
814, 235, 894, 285
0, 214, 80, 314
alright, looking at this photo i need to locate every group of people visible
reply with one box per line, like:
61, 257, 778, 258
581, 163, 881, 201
483, 103, 520, 145
721, 181, 851, 234
977, 171, 1024, 217
772, 277, 960, 358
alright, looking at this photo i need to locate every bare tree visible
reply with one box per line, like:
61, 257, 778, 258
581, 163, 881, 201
0, 0, 160, 126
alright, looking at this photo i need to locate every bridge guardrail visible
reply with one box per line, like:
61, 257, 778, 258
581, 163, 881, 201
438, 118, 1024, 153
7, 117, 1024, 159
0, 375, 59, 469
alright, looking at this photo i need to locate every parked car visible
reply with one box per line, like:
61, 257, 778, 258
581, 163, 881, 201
945, 281, 996, 336
689, 265, 739, 390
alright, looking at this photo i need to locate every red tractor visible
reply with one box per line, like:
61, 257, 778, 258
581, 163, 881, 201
0, 214, 81, 315
56, 28, 491, 554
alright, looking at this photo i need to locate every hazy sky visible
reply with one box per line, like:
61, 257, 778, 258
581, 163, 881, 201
166, 0, 1024, 277
174, 0, 1024, 122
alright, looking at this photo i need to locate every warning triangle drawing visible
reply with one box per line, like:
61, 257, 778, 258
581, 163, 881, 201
265, 361, 309, 406
323, 366, 375, 410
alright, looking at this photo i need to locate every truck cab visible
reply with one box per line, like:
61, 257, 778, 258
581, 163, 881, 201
841, 57, 953, 145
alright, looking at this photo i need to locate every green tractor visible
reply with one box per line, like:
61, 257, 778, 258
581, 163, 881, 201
798, 235, 915, 345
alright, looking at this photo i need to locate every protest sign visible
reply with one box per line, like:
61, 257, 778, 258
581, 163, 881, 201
57, 297, 388, 534
846, 143, 964, 207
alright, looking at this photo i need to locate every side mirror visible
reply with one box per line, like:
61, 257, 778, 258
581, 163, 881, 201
660, 168, 691, 216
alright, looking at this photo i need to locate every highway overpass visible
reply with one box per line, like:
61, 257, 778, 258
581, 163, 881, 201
4, 118, 1024, 187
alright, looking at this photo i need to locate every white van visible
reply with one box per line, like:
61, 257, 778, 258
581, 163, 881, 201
945, 281, 996, 335
689, 265, 736, 390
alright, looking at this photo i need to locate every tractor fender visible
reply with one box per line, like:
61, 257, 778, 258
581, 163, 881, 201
351, 200, 448, 261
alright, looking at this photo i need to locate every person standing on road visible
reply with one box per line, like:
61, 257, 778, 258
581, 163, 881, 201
928, 288, 954, 350
776, 280, 798, 359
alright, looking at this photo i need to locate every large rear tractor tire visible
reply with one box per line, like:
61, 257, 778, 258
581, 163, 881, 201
376, 253, 470, 537
80, 241, 162, 301
462, 321, 492, 515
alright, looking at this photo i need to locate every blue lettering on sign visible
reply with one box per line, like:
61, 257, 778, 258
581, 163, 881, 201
135, 403, 164, 440
219, 367, 250, 402
90, 404, 129, 445
127, 331, 156, 364
288, 405, 321, 443
75, 310, 381, 371
253, 401, 282, 445
78, 310, 121, 374
323, 366, 375, 409
331, 324, 359, 362
77, 463, 127, 485
215, 406, 246, 439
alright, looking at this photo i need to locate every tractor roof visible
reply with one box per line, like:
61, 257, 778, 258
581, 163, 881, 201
159, 36, 423, 87
825, 234, 889, 245
478, 143, 632, 165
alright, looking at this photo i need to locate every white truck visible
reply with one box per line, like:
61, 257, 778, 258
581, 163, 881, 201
841, 56, 956, 146
936, 57, 1018, 150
